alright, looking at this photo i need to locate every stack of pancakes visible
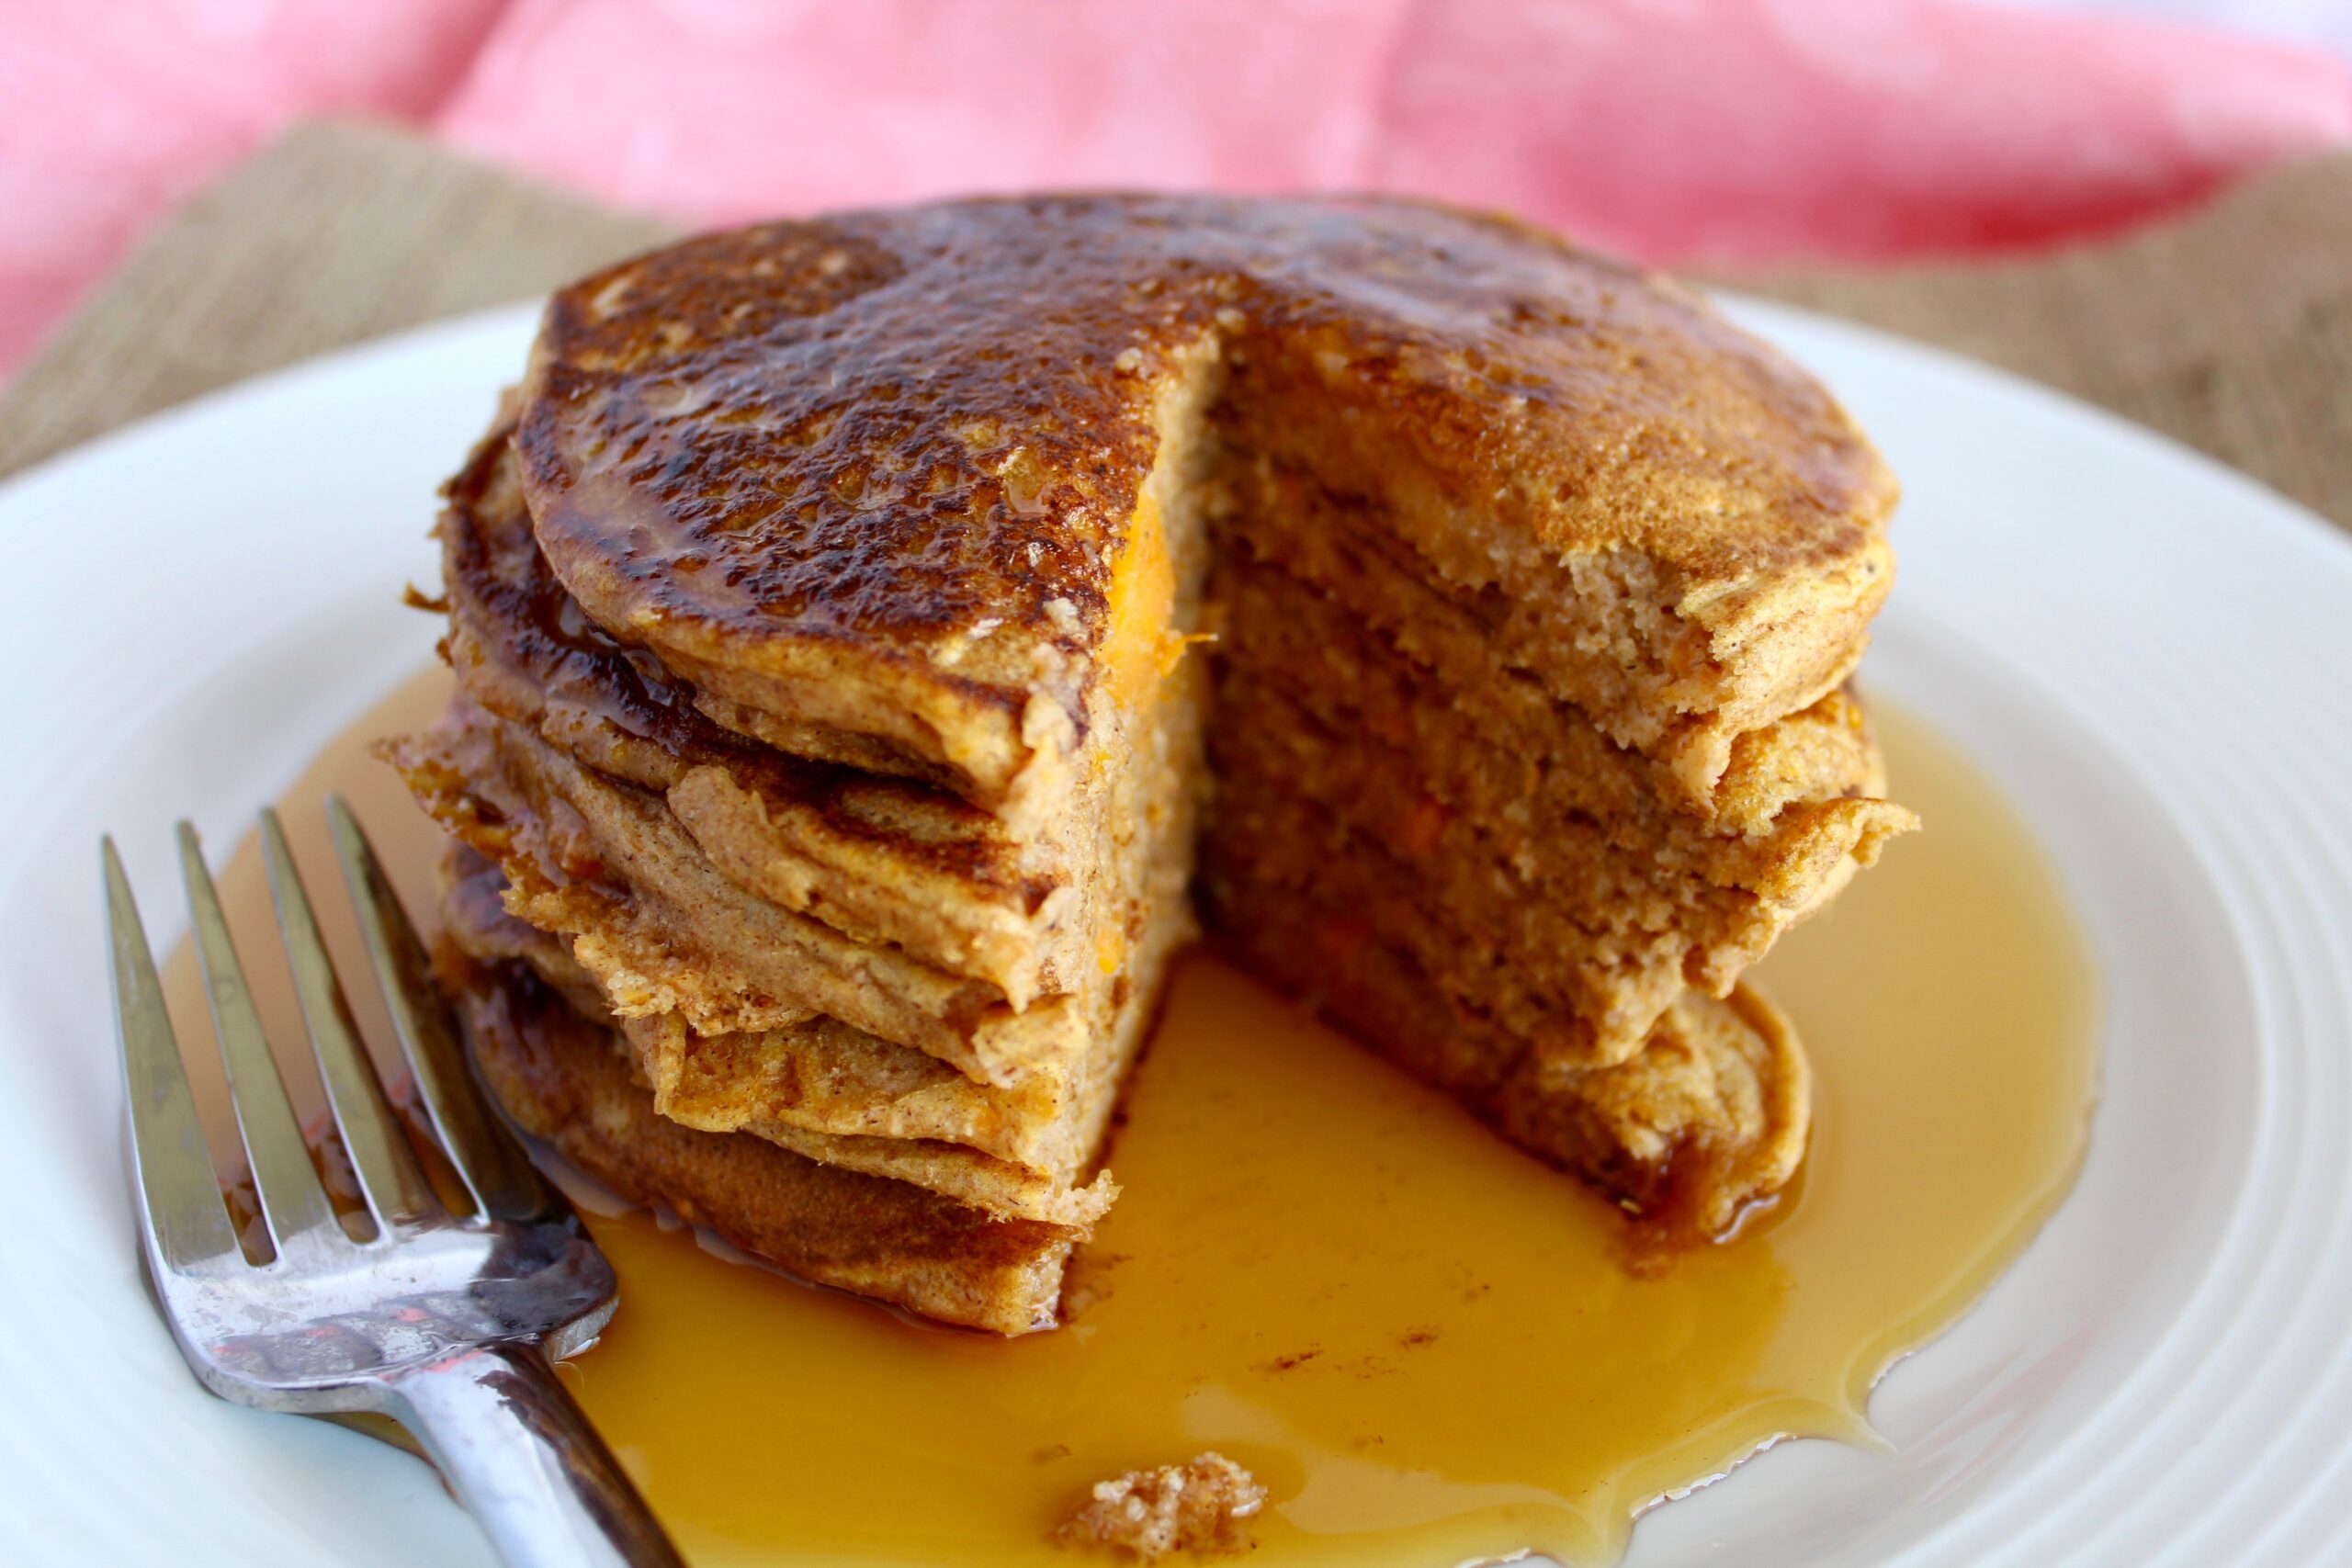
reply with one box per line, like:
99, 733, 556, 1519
391, 194, 1915, 1335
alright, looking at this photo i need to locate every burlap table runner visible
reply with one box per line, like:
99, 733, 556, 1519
4, 118, 2346, 536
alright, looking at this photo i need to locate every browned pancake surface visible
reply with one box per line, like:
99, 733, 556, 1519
440, 426, 1080, 998
519, 194, 1894, 801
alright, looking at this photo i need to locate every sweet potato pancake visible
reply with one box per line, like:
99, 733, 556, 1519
394, 193, 1914, 1333
442, 938, 1083, 1337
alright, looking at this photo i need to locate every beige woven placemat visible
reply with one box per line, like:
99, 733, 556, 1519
4, 118, 2346, 536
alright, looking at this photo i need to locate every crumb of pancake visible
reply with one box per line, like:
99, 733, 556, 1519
1056, 1452, 1267, 1560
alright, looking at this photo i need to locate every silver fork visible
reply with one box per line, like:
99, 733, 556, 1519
104, 799, 683, 1568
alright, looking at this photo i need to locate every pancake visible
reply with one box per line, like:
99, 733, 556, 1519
1197, 867, 1810, 1239
442, 944, 1082, 1336
437, 428, 1089, 1007
1204, 502, 1905, 842
386, 194, 1914, 1329
515, 195, 1894, 818
438, 846, 1148, 1225
1204, 554, 1912, 1057
392, 702, 1082, 1082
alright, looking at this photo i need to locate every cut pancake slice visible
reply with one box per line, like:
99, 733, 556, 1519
1208, 548, 1906, 844
443, 945, 1083, 1336
1198, 862, 1810, 1237
1203, 556, 1915, 1061
1204, 776, 1690, 1071
439, 428, 1085, 1009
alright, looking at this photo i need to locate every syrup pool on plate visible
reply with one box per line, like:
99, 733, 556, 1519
164, 666, 2098, 1566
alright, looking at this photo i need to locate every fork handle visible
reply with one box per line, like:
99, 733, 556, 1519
379, 1341, 684, 1568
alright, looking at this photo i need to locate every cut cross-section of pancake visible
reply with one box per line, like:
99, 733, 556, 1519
1198, 862, 1812, 1239
1204, 554, 1913, 1062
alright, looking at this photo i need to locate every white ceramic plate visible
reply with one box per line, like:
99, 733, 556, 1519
0, 299, 2346, 1567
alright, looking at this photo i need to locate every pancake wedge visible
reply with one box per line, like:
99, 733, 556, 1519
1199, 869, 1812, 1239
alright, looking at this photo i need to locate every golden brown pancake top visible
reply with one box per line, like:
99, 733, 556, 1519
442, 426, 1058, 909
517, 193, 1893, 725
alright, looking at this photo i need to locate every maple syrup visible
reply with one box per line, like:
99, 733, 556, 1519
163, 665, 2097, 1566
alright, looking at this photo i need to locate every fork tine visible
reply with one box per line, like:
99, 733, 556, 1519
259, 809, 439, 1228
326, 797, 553, 1221
177, 822, 345, 1255
106, 839, 242, 1271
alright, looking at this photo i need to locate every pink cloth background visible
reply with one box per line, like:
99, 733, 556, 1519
3, 0, 2348, 376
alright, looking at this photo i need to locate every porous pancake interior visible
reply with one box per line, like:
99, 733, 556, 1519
1204, 328, 1894, 803
1175, 392, 1904, 1213
1198, 556, 1914, 1064
1196, 857, 1811, 1238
